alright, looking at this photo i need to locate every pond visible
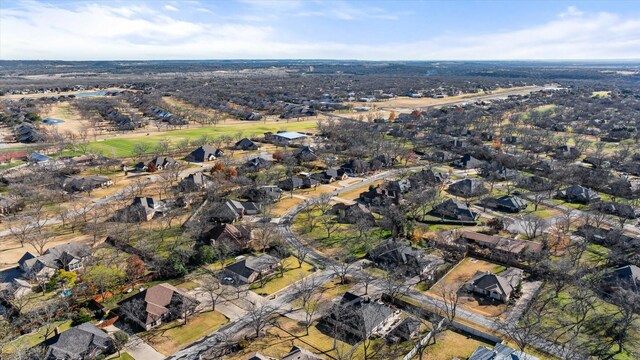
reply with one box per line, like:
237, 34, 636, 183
74, 90, 113, 97
42, 117, 65, 124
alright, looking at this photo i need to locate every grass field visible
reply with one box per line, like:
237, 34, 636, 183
142, 310, 228, 355
109, 352, 135, 360
250, 257, 316, 295
88, 121, 317, 157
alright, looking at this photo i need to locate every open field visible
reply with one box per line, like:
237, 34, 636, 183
42, 101, 87, 135
87, 121, 317, 157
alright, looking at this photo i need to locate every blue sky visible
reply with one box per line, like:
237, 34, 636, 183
1, 0, 639, 60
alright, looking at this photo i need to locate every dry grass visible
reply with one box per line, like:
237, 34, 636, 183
271, 196, 305, 217
419, 330, 489, 360
335, 180, 384, 201
427, 257, 508, 318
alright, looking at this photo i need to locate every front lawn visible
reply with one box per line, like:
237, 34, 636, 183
142, 310, 229, 356
250, 257, 315, 295
2, 320, 73, 356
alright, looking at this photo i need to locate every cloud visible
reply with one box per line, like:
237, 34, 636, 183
559, 6, 583, 18
164, 4, 179, 12
1, 1, 639, 60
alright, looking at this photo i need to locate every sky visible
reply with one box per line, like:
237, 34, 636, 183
1, 0, 639, 61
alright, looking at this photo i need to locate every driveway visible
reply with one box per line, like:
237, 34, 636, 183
104, 324, 166, 360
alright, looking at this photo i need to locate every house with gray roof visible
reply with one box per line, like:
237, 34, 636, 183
465, 269, 523, 302
224, 254, 280, 284
62, 176, 113, 193
447, 179, 489, 198
281, 345, 323, 360
556, 185, 600, 204
322, 292, 393, 344
235, 138, 259, 150
604, 265, 640, 292
273, 131, 308, 145
45, 322, 114, 360
432, 199, 478, 222
112, 197, 170, 222
135, 156, 179, 172
19, 242, 92, 280
469, 343, 539, 360
179, 172, 212, 192
452, 154, 484, 169
186, 145, 223, 162
0, 195, 24, 215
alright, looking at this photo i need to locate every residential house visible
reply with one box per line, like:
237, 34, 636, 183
386, 318, 421, 344
235, 138, 259, 150
407, 169, 447, 187
495, 195, 527, 212
447, 179, 489, 198
311, 168, 349, 184
451, 154, 484, 169
243, 186, 282, 203
281, 345, 324, 360
604, 265, 640, 292
15, 123, 46, 143
432, 199, 478, 222
465, 269, 523, 302
211, 200, 260, 223
119, 283, 199, 330
556, 185, 600, 204
186, 145, 223, 162
459, 232, 544, 259
295, 146, 319, 162
179, 172, 212, 192
135, 156, 179, 172
555, 145, 579, 159
244, 157, 272, 171
360, 183, 404, 206
322, 292, 393, 344
205, 224, 253, 253
368, 241, 445, 278
113, 197, 169, 222
329, 203, 375, 225
62, 176, 113, 193
278, 177, 304, 191
593, 201, 640, 219
469, 343, 539, 360
224, 254, 280, 284
340, 159, 369, 176
19, 242, 92, 279
0, 196, 24, 215
0, 277, 33, 299
247, 353, 271, 360
44, 322, 114, 360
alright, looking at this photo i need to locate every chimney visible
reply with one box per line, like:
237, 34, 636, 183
54, 326, 60, 336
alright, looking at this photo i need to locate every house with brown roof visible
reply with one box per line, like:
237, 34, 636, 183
119, 283, 199, 330
281, 345, 324, 360
205, 224, 253, 252
459, 232, 543, 260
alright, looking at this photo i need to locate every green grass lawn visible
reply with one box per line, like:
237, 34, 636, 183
2, 320, 73, 356
88, 121, 317, 157
0, 160, 26, 170
142, 310, 229, 356
250, 257, 315, 295
109, 352, 135, 360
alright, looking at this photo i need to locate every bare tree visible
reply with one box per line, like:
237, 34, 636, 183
520, 214, 546, 240
293, 275, 325, 335
247, 302, 276, 339
436, 281, 463, 324
290, 241, 310, 268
